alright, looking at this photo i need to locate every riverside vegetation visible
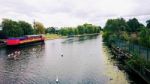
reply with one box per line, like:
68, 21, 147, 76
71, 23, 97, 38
103, 18, 150, 83
0, 19, 101, 39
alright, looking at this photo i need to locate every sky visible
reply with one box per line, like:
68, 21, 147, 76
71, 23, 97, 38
0, 0, 150, 27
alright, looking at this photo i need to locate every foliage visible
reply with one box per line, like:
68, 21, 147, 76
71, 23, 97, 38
45, 27, 57, 34
18, 21, 34, 35
59, 23, 101, 36
104, 18, 128, 32
103, 17, 150, 70
120, 31, 130, 41
2, 19, 36, 37
127, 18, 143, 32
127, 54, 147, 70
103, 17, 150, 47
34, 21, 45, 34
139, 27, 150, 47
2, 19, 23, 37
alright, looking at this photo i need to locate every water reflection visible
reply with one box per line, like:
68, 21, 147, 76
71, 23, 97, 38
62, 35, 99, 44
0, 44, 45, 84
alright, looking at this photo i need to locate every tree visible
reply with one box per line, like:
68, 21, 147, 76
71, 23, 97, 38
127, 18, 142, 32
46, 27, 56, 34
67, 28, 74, 36
59, 28, 68, 36
58, 23, 101, 36
139, 28, 150, 47
34, 21, 45, 34
83, 23, 94, 34
2, 19, 23, 37
18, 21, 34, 35
104, 18, 128, 32
77, 25, 85, 34
74, 28, 79, 35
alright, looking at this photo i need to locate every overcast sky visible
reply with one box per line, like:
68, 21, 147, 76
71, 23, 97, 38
0, 0, 150, 27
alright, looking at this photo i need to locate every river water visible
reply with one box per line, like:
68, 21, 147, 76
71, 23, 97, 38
0, 35, 134, 84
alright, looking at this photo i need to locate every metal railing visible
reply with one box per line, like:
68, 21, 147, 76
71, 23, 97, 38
113, 40, 150, 62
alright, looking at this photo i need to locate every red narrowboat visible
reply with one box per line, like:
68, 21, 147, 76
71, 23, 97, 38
6, 35, 45, 46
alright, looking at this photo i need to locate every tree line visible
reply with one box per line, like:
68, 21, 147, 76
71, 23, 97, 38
103, 18, 150, 47
45, 24, 101, 36
58, 23, 101, 36
0, 19, 101, 38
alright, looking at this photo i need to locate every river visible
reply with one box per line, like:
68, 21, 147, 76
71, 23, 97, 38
0, 35, 137, 84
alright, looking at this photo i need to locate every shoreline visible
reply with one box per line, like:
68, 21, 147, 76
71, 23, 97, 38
0, 33, 100, 48
108, 44, 150, 84
45, 33, 100, 40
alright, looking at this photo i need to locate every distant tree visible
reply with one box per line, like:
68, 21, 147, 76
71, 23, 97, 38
67, 28, 74, 36
46, 27, 56, 34
77, 25, 85, 34
127, 18, 142, 32
2, 19, 23, 37
18, 21, 34, 35
59, 28, 68, 36
84, 23, 94, 34
74, 28, 79, 35
58, 23, 101, 36
34, 21, 45, 34
95, 26, 101, 33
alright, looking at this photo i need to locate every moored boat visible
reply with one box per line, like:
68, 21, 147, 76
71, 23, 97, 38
6, 35, 45, 46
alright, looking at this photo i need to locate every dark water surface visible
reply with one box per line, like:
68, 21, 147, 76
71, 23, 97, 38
0, 35, 134, 84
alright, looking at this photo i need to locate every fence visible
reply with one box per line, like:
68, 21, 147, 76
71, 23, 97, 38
113, 40, 150, 62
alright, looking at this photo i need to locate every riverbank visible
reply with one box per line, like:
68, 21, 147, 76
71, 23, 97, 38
45, 33, 100, 40
44, 34, 64, 40
107, 44, 150, 84
67, 33, 100, 37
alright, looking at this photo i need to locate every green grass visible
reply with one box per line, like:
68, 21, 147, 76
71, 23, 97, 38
44, 34, 63, 40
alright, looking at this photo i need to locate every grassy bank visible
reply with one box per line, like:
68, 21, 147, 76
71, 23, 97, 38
44, 34, 63, 40
45, 33, 100, 40
108, 44, 150, 84
67, 33, 100, 37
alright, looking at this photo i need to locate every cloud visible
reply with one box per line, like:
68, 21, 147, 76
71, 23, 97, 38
0, 0, 150, 27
